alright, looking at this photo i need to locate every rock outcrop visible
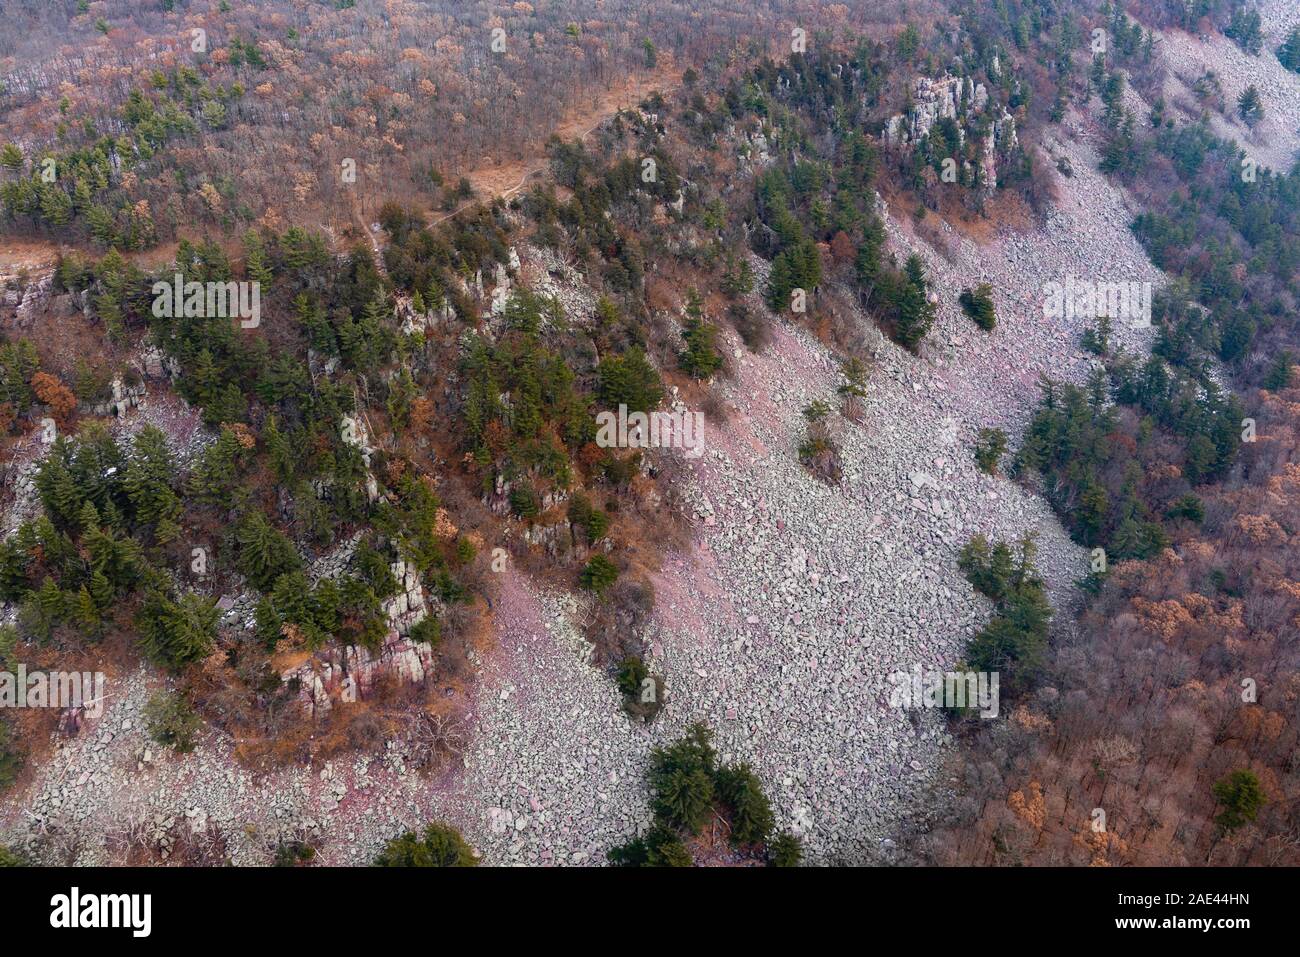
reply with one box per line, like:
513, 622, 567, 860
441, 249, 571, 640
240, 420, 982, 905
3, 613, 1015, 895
278, 629, 438, 718
882, 73, 1018, 192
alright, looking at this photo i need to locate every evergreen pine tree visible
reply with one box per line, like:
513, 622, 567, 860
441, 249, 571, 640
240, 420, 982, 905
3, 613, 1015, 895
894, 280, 935, 351
233, 509, 303, 592
124, 425, 181, 535
1279, 27, 1300, 72
243, 229, 274, 286
1237, 85, 1264, 126
137, 590, 218, 670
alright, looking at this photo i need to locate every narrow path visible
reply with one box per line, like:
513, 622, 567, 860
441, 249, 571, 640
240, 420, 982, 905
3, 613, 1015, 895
349, 192, 387, 278
428, 68, 683, 226
428, 113, 621, 225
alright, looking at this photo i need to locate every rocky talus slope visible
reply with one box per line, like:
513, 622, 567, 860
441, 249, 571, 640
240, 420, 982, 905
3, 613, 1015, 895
2, 10, 1299, 864
0, 131, 1157, 866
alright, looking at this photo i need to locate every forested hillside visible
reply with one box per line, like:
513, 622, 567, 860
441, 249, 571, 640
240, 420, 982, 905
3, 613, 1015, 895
0, 0, 1297, 868
0, 0, 949, 248
919, 0, 1300, 866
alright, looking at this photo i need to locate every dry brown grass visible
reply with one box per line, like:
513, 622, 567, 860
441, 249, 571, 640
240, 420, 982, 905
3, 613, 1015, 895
880, 176, 1038, 252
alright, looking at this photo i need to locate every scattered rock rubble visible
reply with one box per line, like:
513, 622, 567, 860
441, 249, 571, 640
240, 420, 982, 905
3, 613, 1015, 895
2, 10, 1297, 864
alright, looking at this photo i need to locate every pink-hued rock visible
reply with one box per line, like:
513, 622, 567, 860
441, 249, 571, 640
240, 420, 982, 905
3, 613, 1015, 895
279, 630, 437, 717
